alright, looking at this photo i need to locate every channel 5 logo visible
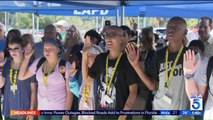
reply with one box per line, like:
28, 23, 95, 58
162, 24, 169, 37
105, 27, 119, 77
190, 94, 203, 110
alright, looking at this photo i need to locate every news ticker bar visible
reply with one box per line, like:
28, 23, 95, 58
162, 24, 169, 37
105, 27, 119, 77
11, 110, 203, 116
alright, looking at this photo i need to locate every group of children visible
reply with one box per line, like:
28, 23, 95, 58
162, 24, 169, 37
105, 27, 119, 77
0, 16, 213, 120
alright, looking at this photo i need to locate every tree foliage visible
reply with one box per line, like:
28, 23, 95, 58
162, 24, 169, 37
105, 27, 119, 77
0, 12, 199, 31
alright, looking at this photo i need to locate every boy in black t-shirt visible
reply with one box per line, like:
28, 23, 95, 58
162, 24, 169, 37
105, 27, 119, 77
82, 26, 138, 120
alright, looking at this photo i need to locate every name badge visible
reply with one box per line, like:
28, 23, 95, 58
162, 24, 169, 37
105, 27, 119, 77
103, 94, 113, 104
44, 97, 49, 104
163, 95, 172, 104
10, 85, 17, 91
164, 87, 169, 93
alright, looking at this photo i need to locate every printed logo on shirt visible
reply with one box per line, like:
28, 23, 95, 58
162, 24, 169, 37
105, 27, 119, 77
159, 62, 183, 77
97, 66, 117, 109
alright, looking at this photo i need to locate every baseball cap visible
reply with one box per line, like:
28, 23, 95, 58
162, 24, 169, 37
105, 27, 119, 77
55, 20, 70, 28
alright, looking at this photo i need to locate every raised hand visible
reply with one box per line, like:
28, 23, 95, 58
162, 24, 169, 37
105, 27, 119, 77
24, 49, 34, 60
183, 49, 201, 75
125, 43, 140, 67
0, 56, 6, 67
69, 61, 78, 77
82, 43, 92, 56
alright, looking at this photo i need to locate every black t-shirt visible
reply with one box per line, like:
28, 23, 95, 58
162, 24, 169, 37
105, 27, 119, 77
131, 30, 138, 37
89, 52, 138, 111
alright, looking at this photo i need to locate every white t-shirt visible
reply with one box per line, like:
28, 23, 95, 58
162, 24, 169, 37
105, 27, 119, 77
186, 31, 199, 43
194, 56, 213, 119
204, 36, 213, 58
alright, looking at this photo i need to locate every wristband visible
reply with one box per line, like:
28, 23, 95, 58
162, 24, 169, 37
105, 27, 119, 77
183, 73, 194, 78
184, 73, 194, 80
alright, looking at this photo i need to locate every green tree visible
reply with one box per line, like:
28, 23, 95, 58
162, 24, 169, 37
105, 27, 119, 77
9, 12, 32, 29
0, 13, 5, 24
39, 15, 55, 29
185, 18, 198, 29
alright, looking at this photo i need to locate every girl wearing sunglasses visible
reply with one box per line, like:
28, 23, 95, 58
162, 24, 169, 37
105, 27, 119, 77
0, 37, 37, 120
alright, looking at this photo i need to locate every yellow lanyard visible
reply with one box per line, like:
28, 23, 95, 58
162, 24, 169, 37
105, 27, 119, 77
9, 68, 18, 94
43, 60, 58, 86
83, 79, 92, 103
9, 69, 18, 85
165, 45, 184, 88
105, 52, 123, 90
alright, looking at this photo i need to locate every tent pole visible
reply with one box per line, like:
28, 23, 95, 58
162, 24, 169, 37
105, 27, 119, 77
4, 12, 7, 31
7, 12, 9, 31
101, 16, 104, 30
36, 14, 39, 42
137, 16, 140, 44
121, 5, 125, 25
143, 17, 146, 27
96, 16, 98, 31
116, 7, 119, 26
32, 13, 35, 35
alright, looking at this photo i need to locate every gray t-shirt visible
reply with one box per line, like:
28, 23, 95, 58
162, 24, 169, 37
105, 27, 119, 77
147, 47, 189, 119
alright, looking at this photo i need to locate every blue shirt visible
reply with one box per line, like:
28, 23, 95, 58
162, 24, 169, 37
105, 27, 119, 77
0, 37, 6, 51
2, 60, 37, 119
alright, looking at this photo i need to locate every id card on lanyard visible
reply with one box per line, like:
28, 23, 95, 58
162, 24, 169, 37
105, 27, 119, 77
104, 52, 123, 104
163, 45, 184, 105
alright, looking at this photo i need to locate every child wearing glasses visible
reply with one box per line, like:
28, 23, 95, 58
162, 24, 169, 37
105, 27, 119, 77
82, 26, 138, 120
0, 37, 37, 120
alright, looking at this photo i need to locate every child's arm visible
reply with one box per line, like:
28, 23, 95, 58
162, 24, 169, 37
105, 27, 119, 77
118, 83, 138, 120
184, 49, 206, 99
26, 82, 37, 120
82, 44, 92, 83
62, 77, 73, 120
0, 72, 5, 88
126, 43, 157, 90
29, 82, 37, 110
18, 50, 35, 80
0, 57, 6, 88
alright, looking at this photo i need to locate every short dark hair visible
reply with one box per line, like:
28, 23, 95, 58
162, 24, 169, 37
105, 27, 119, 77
6, 29, 22, 49
168, 16, 187, 27
7, 29, 21, 41
45, 24, 56, 33
188, 40, 205, 52
8, 37, 24, 48
84, 29, 102, 45
120, 25, 131, 37
198, 16, 213, 27
21, 34, 34, 48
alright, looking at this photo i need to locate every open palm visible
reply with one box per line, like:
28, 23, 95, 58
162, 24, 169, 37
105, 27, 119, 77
25, 50, 34, 60
125, 43, 139, 67
183, 49, 200, 75
82, 43, 92, 55
0, 57, 6, 67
